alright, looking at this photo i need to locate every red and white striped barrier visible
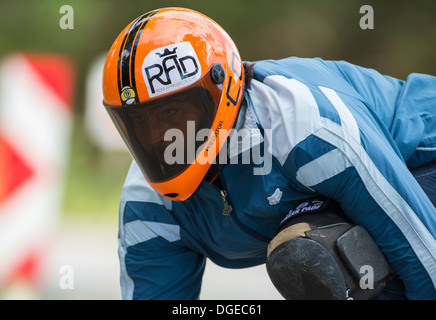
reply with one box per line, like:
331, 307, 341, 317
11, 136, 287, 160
0, 53, 75, 290
84, 52, 126, 152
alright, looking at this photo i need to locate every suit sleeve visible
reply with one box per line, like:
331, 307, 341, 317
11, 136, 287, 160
117, 162, 205, 300
250, 57, 436, 299
292, 120, 436, 300
324, 60, 436, 168
118, 200, 206, 300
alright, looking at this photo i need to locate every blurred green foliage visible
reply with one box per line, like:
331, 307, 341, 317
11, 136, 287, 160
0, 0, 435, 216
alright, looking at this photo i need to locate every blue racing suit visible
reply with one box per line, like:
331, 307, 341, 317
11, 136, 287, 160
117, 57, 436, 300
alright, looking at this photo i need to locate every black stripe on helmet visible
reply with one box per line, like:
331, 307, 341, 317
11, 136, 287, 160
117, 15, 142, 102
117, 10, 160, 105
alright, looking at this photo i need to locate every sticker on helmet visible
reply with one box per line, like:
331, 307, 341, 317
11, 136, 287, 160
120, 86, 136, 105
142, 42, 201, 98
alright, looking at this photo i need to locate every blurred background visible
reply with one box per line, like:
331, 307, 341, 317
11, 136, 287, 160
0, 0, 434, 299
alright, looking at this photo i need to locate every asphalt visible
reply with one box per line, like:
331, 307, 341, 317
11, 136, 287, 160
12, 216, 283, 300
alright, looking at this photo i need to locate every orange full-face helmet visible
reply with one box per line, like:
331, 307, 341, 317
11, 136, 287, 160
103, 8, 245, 202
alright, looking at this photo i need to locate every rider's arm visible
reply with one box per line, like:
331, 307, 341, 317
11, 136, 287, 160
249, 58, 436, 299
323, 59, 436, 168
292, 131, 436, 299
118, 162, 205, 300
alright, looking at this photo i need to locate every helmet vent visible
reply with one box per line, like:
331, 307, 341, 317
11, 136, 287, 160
211, 63, 225, 84
165, 193, 179, 198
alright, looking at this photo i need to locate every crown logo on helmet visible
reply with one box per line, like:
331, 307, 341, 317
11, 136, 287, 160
156, 47, 177, 58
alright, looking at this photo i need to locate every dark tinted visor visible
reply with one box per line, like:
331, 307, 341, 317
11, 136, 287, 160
105, 85, 219, 183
